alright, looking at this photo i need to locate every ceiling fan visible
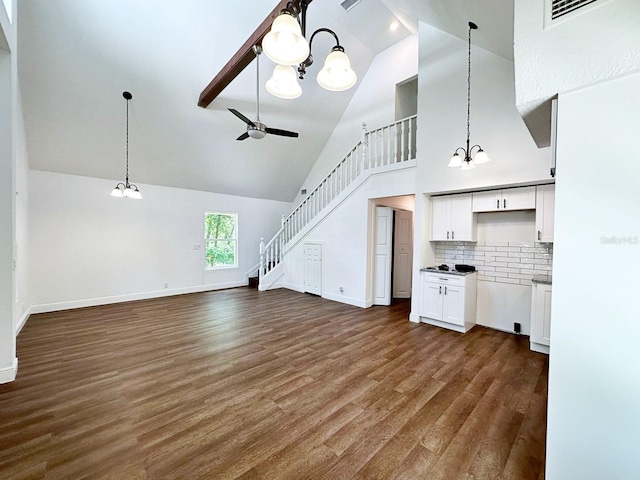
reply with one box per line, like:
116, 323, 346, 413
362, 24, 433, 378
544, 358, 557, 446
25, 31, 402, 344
229, 45, 299, 141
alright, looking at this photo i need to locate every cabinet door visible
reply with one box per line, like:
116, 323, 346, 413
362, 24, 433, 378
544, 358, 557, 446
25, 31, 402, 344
420, 281, 443, 320
503, 186, 536, 211
449, 194, 475, 241
531, 285, 552, 346
472, 190, 501, 212
442, 285, 465, 326
431, 197, 450, 241
535, 185, 555, 243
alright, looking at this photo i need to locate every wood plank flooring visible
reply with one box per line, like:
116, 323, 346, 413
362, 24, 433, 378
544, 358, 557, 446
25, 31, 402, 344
0, 288, 548, 479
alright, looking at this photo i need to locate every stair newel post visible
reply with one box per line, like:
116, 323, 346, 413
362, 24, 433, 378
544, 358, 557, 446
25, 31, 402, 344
408, 116, 414, 159
259, 237, 265, 278
400, 119, 406, 162
361, 122, 368, 172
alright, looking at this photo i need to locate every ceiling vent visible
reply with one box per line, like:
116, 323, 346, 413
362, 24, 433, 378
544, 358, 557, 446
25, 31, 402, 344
545, 0, 612, 27
340, 0, 362, 12
551, 0, 598, 20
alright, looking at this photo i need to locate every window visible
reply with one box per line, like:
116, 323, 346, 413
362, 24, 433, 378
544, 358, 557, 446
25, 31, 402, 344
204, 212, 238, 269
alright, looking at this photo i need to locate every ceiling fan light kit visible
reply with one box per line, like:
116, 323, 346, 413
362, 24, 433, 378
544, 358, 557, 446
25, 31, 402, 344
448, 21, 491, 171
264, 1, 356, 98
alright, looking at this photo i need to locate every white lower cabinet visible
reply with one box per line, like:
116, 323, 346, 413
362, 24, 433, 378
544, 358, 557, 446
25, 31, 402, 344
419, 271, 477, 333
530, 281, 552, 354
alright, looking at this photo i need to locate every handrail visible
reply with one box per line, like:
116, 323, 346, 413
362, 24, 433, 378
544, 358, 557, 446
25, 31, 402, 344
259, 115, 417, 283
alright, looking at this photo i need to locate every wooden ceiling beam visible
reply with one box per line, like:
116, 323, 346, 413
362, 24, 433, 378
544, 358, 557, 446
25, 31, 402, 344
197, 0, 312, 108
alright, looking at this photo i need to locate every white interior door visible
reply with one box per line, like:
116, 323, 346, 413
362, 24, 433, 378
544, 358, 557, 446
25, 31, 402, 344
374, 207, 392, 305
393, 210, 413, 298
304, 243, 322, 296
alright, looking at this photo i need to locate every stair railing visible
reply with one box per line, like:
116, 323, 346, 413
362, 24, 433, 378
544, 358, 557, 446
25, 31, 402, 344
259, 114, 417, 282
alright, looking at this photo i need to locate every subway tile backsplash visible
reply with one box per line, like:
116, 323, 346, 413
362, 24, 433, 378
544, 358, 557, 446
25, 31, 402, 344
434, 241, 553, 286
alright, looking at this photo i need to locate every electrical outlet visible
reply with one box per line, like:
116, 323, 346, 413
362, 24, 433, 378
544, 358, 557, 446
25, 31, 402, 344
339, 287, 344, 294
193, 244, 201, 250
164, 283, 169, 289
514, 322, 521, 334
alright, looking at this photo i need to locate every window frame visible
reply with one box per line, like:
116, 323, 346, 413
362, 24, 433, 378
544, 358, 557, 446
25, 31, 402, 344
204, 211, 238, 270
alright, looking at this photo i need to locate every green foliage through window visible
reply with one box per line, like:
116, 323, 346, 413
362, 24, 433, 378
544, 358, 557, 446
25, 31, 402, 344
204, 213, 237, 268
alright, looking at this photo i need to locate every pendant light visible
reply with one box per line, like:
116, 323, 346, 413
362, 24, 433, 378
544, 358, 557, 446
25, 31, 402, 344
263, 2, 356, 98
111, 91, 142, 199
448, 22, 490, 170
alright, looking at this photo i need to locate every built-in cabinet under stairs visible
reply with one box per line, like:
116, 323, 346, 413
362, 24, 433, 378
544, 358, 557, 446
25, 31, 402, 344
258, 115, 418, 290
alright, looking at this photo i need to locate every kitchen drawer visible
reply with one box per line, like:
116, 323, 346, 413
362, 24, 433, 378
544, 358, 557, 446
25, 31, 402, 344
422, 272, 465, 286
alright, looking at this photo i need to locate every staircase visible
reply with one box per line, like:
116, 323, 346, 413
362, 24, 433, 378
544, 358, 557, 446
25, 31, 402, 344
258, 115, 418, 290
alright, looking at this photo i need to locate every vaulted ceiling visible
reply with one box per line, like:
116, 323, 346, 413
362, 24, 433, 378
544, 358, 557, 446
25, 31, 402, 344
18, 0, 514, 202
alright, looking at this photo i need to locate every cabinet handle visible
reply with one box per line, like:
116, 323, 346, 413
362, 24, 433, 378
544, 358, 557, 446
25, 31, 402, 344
538, 230, 542, 241
447, 231, 450, 240
504, 199, 506, 209
452, 231, 455, 240
497, 199, 499, 209
439, 286, 442, 294
445, 286, 448, 295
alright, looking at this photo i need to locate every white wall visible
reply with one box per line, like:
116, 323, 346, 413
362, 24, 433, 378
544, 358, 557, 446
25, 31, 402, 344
14, 82, 29, 332
292, 35, 418, 206
514, 0, 640, 110
283, 166, 416, 307
29, 171, 290, 311
546, 71, 640, 479
0, 0, 18, 383
513, 0, 640, 146
417, 23, 550, 194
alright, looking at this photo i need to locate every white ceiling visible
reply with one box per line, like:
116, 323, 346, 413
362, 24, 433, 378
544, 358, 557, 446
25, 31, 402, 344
18, 0, 514, 202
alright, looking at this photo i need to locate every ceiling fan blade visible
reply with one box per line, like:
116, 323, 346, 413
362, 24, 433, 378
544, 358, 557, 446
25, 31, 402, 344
236, 132, 250, 141
228, 108, 256, 127
265, 127, 299, 138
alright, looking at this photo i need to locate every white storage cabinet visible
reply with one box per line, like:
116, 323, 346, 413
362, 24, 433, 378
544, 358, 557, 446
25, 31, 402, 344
530, 280, 552, 354
535, 185, 555, 243
431, 194, 476, 242
472, 186, 536, 212
419, 271, 477, 333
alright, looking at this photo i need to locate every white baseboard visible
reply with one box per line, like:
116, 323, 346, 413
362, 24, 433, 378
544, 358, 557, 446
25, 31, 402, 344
530, 341, 550, 355
322, 292, 368, 308
30, 281, 247, 314
409, 312, 421, 323
0, 357, 18, 384
16, 306, 32, 334
281, 282, 305, 293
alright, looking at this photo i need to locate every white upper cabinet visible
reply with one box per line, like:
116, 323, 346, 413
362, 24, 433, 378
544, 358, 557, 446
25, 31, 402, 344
431, 194, 476, 242
472, 186, 536, 212
535, 185, 555, 243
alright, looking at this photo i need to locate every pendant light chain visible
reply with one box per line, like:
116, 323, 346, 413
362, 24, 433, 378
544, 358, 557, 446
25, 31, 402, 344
447, 21, 489, 169
110, 91, 141, 199
125, 95, 130, 185
466, 24, 472, 150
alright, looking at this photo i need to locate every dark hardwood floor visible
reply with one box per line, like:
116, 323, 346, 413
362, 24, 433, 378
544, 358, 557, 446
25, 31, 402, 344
0, 288, 547, 479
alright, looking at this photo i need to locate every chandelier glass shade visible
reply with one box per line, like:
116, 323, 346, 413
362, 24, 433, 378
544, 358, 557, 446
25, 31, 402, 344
262, 12, 310, 66
265, 64, 302, 99
316, 47, 357, 92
